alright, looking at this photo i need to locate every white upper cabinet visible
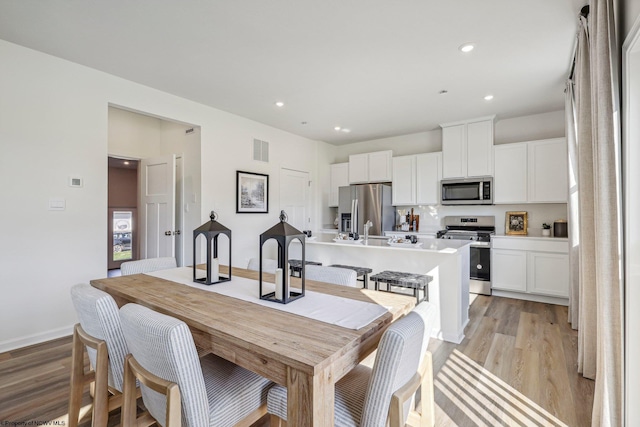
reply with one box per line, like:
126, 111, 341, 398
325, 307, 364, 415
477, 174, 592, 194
528, 138, 568, 203
416, 152, 442, 205
441, 116, 494, 179
493, 142, 528, 204
493, 137, 567, 204
329, 162, 349, 207
392, 155, 416, 206
391, 152, 442, 206
466, 120, 494, 177
442, 125, 466, 178
349, 150, 392, 183
348, 153, 369, 183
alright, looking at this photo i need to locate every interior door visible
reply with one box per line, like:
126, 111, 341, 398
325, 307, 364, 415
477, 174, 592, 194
280, 168, 309, 231
140, 154, 176, 259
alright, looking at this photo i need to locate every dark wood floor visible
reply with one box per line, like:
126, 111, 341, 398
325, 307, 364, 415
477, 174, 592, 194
0, 295, 593, 426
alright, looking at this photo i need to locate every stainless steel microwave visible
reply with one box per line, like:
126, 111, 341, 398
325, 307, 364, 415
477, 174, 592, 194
441, 177, 493, 205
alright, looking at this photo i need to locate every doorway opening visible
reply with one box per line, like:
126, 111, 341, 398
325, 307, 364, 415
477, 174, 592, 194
107, 105, 202, 274
108, 157, 139, 271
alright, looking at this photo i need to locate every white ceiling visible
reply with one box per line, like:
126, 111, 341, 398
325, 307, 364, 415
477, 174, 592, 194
0, 0, 582, 145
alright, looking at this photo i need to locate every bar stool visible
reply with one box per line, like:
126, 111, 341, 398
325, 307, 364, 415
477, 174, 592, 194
329, 264, 373, 288
370, 271, 432, 304
288, 259, 322, 277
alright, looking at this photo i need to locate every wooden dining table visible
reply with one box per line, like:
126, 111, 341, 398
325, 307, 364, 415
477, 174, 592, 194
90, 266, 415, 426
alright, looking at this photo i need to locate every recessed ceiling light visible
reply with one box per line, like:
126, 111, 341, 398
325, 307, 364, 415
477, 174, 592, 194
341, 129, 351, 133
275, 101, 284, 107
484, 95, 494, 101
459, 43, 475, 53
334, 126, 341, 131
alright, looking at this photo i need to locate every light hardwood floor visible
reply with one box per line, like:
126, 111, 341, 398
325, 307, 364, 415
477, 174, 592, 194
0, 295, 594, 426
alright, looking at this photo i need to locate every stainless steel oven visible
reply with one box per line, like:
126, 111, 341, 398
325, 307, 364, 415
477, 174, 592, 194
469, 242, 491, 295
437, 216, 495, 295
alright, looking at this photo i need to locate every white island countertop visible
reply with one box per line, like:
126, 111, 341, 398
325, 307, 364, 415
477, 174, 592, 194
307, 233, 470, 253
290, 232, 471, 344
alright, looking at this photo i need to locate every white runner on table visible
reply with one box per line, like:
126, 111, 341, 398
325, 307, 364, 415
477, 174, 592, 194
144, 267, 388, 330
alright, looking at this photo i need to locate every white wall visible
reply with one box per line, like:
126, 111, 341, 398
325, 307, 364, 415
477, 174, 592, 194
108, 106, 163, 158
493, 111, 566, 145
0, 40, 330, 351
334, 130, 442, 161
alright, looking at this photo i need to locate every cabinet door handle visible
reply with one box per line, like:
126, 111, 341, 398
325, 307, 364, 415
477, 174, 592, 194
165, 231, 172, 236
173, 230, 181, 235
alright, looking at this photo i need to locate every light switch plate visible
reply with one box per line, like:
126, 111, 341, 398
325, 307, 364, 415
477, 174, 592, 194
49, 198, 66, 211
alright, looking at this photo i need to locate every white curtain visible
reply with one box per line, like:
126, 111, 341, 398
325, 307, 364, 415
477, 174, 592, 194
566, 1, 623, 426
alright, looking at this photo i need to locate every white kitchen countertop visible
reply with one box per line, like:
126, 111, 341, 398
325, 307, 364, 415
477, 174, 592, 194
493, 233, 569, 242
305, 233, 469, 253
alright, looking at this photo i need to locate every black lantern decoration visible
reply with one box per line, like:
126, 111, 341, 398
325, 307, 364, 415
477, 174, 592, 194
259, 210, 305, 304
193, 211, 232, 285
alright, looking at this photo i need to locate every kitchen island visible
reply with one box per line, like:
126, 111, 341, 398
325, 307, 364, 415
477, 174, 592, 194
289, 234, 470, 343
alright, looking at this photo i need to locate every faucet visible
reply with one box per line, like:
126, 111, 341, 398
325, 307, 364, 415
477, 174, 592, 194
364, 220, 373, 241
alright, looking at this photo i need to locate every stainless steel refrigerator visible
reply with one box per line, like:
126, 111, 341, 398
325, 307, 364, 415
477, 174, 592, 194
338, 183, 395, 236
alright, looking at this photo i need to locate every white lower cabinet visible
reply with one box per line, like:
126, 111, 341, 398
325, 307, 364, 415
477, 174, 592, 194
492, 236, 569, 302
492, 249, 527, 292
528, 251, 569, 297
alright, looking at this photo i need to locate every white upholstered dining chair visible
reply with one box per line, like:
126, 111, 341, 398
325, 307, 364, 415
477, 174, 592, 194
305, 264, 358, 287
247, 257, 278, 274
267, 301, 437, 427
119, 303, 274, 427
120, 257, 177, 275
68, 284, 134, 427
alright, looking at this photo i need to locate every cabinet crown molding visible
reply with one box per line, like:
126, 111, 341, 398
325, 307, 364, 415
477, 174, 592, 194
439, 115, 496, 128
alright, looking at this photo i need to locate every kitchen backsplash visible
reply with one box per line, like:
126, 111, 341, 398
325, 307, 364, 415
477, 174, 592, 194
394, 203, 568, 235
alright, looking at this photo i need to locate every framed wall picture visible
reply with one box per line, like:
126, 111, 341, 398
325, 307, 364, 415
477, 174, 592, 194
505, 211, 528, 235
236, 171, 269, 213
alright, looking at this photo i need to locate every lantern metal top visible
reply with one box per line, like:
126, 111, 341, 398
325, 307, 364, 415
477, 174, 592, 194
194, 211, 231, 234
261, 210, 304, 238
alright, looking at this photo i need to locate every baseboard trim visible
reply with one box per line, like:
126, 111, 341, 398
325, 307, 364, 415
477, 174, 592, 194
0, 325, 74, 353
491, 290, 569, 306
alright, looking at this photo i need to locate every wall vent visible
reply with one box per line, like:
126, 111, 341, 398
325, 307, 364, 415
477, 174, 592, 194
253, 139, 269, 162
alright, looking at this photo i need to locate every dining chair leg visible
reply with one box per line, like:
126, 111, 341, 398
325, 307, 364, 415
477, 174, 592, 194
67, 324, 111, 427
68, 326, 86, 427
269, 414, 286, 427
419, 351, 435, 427
92, 340, 110, 427
121, 355, 138, 427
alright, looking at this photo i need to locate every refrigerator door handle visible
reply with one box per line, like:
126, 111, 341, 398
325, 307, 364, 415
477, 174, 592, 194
351, 199, 358, 233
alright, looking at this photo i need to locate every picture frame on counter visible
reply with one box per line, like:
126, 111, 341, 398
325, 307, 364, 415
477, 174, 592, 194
505, 211, 528, 235
236, 171, 269, 213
